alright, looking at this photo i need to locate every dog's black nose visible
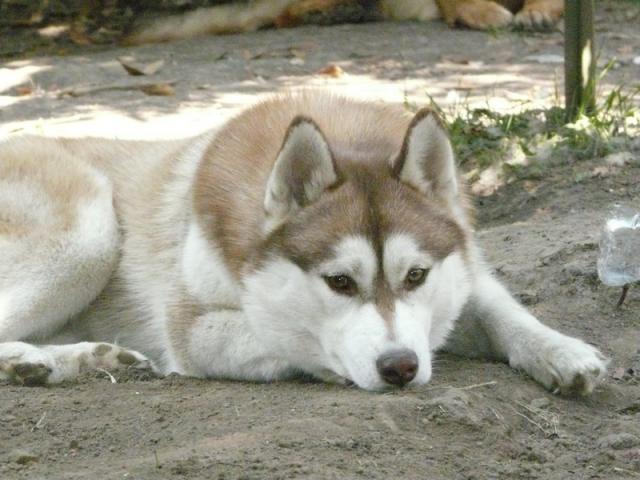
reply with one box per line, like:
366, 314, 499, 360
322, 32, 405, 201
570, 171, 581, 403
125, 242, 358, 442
376, 349, 418, 387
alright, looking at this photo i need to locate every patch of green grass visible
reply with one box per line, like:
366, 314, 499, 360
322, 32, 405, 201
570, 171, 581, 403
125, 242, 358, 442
416, 84, 640, 185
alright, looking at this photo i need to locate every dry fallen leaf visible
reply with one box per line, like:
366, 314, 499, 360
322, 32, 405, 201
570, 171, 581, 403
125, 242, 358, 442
69, 28, 93, 45
56, 79, 177, 98
38, 25, 70, 39
15, 86, 33, 96
617, 45, 633, 55
118, 56, 165, 76
140, 83, 175, 96
290, 48, 306, 60
316, 64, 344, 78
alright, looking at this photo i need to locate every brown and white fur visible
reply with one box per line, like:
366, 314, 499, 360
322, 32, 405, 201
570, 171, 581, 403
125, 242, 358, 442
0, 90, 605, 393
123, 0, 564, 46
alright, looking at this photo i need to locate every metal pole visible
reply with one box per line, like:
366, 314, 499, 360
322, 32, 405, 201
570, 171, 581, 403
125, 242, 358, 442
564, 0, 596, 122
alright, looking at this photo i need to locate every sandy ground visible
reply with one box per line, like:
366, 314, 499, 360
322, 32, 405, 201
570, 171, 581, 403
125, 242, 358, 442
1, 2, 640, 479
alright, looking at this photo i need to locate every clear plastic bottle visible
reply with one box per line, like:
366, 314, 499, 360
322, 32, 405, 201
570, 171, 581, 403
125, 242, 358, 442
597, 204, 640, 287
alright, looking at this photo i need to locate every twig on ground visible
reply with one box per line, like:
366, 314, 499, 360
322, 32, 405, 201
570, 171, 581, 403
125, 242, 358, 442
513, 401, 560, 437
513, 409, 547, 434
423, 380, 498, 391
31, 412, 47, 431
515, 400, 541, 416
56, 79, 177, 98
616, 284, 630, 308
459, 381, 498, 390
488, 406, 504, 421
612, 467, 640, 477
97, 368, 117, 384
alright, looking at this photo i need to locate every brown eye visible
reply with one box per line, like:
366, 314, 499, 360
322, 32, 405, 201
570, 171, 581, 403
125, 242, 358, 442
405, 268, 428, 289
324, 275, 357, 296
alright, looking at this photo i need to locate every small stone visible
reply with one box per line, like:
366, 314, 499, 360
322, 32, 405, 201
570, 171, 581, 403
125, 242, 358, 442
598, 433, 640, 450
612, 367, 626, 380
604, 151, 635, 167
524, 53, 564, 64
529, 397, 551, 410
515, 290, 539, 305
617, 401, 640, 415
8, 449, 38, 465
424, 389, 481, 426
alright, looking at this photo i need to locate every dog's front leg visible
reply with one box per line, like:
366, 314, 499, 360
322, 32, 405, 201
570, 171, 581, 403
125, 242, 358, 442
170, 309, 294, 382
446, 272, 607, 395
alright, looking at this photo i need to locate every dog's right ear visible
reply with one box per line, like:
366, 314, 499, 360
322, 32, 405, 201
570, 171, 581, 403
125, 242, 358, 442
391, 108, 458, 201
263, 116, 339, 231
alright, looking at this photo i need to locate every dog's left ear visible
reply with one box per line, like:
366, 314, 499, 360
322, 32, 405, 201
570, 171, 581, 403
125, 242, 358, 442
392, 108, 458, 200
264, 116, 338, 229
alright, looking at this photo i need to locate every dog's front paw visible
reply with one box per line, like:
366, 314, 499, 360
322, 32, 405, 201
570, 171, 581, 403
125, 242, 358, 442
310, 368, 352, 386
89, 343, 157, 373
456, 0, 514, 30
512, 334, 608, 395
0, 343, 54, 386
0, 342, 158, 385
514, 0, 563, 30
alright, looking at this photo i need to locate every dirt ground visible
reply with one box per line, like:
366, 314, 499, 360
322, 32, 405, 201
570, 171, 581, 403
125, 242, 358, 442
1, 2, 640, 479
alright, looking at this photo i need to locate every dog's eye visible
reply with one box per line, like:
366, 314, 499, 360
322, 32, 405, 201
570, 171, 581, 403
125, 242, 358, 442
324, 275, 357, 296
405, 268, 428, 289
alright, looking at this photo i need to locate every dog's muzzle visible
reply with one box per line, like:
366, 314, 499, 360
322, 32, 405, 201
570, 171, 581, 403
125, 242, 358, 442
376, 348, 418, 387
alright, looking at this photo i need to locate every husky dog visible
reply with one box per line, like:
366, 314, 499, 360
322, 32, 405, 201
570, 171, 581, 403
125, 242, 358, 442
0, 91, 605, 393
124, 0, 563, 46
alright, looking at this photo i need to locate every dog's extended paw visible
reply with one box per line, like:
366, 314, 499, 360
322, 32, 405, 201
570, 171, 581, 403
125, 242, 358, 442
89, 343, 157, 373
514, 0, 563, 30
0, 342, 157, 385
544, 342, 607, 396
0, 343, 54, 386
512, 335, 608, 396
456, 0, 514, 30
310, 368, 352, 386
8, 362, 53, 386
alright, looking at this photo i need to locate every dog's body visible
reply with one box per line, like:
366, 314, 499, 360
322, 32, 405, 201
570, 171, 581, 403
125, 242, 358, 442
124, 0, 564, 45
0, 91, 605, 392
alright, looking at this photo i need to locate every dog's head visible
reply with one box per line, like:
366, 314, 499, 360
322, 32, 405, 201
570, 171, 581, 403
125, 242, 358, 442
243, 108, 473, 391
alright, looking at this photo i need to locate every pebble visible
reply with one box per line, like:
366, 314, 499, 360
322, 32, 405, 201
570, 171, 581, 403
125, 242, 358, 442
515, 290, 539, 306
424, 389, 481, 426
524, 54, 564, 64
604, 151, 635, 167
529, 397, 551, 410
598, 433, 640, 450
